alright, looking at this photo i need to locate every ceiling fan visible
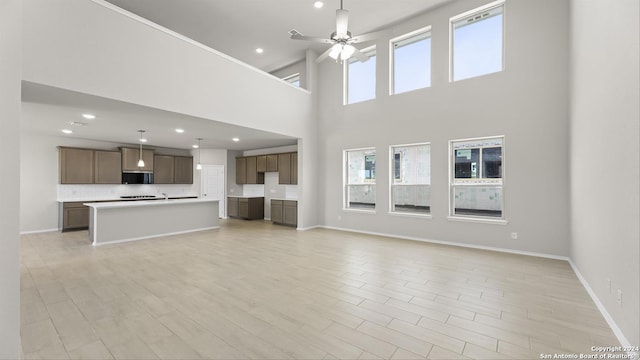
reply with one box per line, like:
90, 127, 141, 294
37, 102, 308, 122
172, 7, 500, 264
290, 0, 388, 63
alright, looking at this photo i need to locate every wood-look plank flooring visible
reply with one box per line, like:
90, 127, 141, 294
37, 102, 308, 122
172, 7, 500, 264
20, 219, 623, 359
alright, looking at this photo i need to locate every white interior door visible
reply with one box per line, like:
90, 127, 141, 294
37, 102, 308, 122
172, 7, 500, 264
201, 165, 225, 218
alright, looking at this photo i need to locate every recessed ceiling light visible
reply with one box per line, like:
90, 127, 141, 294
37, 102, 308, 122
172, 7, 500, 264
232, 137, 240, 142
175, 128, 185, 133
313, 1, 324, 8
192, 144, 199, 148
255, 48, 264, 54
62, 129, 73, 134
82, 113, 96, 119
68, 121, 87, 127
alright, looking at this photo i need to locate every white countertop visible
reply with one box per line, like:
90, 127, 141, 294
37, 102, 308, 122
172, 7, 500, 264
227, 195, 265, 198
271, 198, 298, 201
84, 198, 217, 209
58, 195, 199, 202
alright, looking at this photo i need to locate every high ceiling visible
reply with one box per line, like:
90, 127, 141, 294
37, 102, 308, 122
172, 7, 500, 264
23, 0, 453, 150
103, 0, 452, 72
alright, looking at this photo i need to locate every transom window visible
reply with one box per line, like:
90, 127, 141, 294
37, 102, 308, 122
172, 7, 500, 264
344, 148, 376, 210
450, 136, 505, 220
283, 73, 300, 87
344, 47, 376, 105
390, 27, 431, 95
390, 143, 431, 215
450, 1, 504, 82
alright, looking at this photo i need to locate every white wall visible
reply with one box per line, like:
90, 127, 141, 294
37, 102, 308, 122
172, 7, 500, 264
0, 0, 21, 356
270, 60, 307, 90
570, 0, 640, 346
193, 148, 227, 197
20, 119, 197, 233
22, 0, 311, 139
317, 0, 571, 255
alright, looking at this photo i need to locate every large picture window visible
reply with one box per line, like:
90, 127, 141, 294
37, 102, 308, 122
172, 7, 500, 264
391, 28, 431, 95
390, 143, 431, 215
345, 47, 376, 105
344, 148, 376, 210
450, 1, 504, 82
450, 136, 504, 220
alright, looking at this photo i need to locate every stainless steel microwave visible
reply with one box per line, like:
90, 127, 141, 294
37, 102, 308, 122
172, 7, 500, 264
122, 172, 153, 184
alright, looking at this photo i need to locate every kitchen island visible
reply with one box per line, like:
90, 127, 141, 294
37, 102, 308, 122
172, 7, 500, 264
84, 198, 219, 246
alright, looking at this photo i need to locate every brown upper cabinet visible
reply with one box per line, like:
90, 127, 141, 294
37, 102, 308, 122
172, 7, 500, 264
256, 155, 267, 173
291, 152, 298, 185
278, 153, 291, 184
155, 155, 193, 184
153, 155, 175, 184
236, 157, 247, 184
245, 156, 264, 184
235, 152, 296, 185
266, 154, 278, 172
94, 150, 122, 184
60, 147, 95, 184
174, 156, 193, 184
121, 147, 154, 172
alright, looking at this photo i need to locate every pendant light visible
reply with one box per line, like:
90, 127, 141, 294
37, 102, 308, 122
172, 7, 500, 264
196, 138, 203, 170
137, 130, 146, 168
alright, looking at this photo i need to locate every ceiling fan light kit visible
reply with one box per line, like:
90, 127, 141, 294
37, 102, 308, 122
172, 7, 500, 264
291, 0, 387, 64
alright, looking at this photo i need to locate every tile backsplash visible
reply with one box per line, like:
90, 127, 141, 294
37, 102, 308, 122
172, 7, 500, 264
58, 184, 196, 201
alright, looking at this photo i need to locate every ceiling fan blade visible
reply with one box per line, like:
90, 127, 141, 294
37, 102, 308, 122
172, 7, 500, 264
351, 29, 392, 43
352, 47, 370, 62
315, 47, 334, 63
336, 9, 349, 36
290, 34, 334, 44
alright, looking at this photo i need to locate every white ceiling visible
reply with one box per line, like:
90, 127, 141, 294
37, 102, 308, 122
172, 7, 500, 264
103, 0, 452, 72
23, 0, 452, 151
22, 82, 297, 151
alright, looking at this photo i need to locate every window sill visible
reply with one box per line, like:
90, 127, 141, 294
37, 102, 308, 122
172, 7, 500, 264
447, 216, 508, 225
342, 208, 377, 214
389, 212, 432, 219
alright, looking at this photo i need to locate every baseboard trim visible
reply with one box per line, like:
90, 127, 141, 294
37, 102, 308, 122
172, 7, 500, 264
568, 260, 638, 359
317, 225, 569, 261
20, 228, 58, 235
297, 225, 322, 231
315, 224, 636, 357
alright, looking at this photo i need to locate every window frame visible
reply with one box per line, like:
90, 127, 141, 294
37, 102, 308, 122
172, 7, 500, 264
448, 135, 507, 224
449, 0, 506, 83
343, 147, 377, 213
389, 26, 432, 96
283, 73, 300, 87
343, 46, 377, 105
389, 142, 432, 218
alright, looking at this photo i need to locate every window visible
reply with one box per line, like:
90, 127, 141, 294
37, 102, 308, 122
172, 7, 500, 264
450, 136, 504, 220
344, 148, 376, 210
391, 143, 431, 215
450, 1, 504, 82
283, 73, 300, 87
391, 27, 431, 95
345, 47, 376, 105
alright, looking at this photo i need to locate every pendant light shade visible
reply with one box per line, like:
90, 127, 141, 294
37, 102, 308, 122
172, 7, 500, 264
137, 130, 146, 168
196, 138, 203, 170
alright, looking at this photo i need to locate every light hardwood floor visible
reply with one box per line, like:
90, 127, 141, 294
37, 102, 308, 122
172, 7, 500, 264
20, 219, 622, 359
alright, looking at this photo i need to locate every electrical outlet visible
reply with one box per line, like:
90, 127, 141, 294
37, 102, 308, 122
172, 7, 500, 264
607, 278, 611, 293
617, 289, 622, 305
510, 232, 518, 240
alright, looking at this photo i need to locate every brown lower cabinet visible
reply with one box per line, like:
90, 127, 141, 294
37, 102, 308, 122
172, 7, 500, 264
59, 202, 90, 231
228, 196, 264, 220
271, 199, 297, 226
